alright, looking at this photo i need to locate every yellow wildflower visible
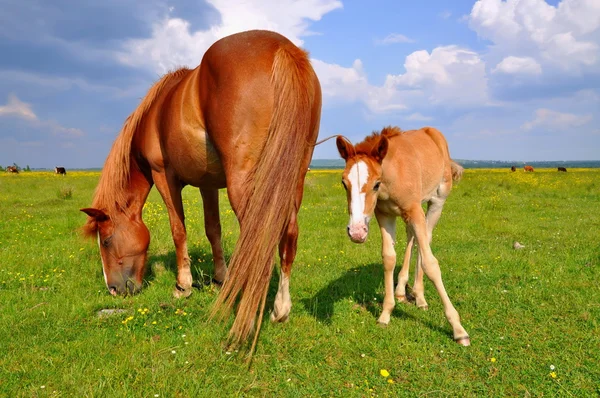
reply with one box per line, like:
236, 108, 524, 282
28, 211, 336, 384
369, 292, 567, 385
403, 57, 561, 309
380, 369, 390, 377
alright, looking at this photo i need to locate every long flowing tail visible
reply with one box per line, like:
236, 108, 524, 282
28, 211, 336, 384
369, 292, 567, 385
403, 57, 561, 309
211, 44, 316, 349
451, 160, 464, 182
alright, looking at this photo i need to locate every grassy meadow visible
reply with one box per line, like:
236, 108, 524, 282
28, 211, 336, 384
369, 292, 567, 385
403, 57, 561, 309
0, 168, 599, 397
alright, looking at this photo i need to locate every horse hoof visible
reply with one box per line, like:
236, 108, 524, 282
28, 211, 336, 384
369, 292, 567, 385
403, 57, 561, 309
395, 295, 409, 304
270, 312, 289, 323
417, 304, 429, 311
454, 336, 471, 346
173, 284, 193, 299
211, 278, 224, 286
376, 320, 389, 328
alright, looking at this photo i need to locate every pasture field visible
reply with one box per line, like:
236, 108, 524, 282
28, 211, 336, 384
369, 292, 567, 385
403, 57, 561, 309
0, 168, 599, 397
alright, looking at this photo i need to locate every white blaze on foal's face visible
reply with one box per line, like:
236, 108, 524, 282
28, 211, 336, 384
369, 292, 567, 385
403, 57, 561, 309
348, 160, 369, 226
342, 159, 379, 243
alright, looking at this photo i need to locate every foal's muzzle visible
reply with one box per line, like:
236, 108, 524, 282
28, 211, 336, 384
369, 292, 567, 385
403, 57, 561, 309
347, 222, 368, 243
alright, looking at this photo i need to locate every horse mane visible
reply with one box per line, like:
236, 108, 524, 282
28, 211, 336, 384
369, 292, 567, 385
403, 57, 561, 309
354, 125, 402, 155
82, 67, 191, 237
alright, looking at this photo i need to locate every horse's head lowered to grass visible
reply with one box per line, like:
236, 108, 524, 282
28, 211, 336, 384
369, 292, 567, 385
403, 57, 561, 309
81, 205, 150, 296
336, 133, 389, 243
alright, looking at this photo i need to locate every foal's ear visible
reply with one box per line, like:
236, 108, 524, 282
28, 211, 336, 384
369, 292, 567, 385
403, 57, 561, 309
336, 136, 353, 160
372, 135, 389, 163
80, 208, 109, 222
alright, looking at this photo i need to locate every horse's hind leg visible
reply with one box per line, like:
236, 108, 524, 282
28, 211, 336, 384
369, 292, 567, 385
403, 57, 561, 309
395, 223, 414, 304
152, 171, 193, 298
412, 196, 449, 310
271, 209, 298, 323
200, 187, 227, 284
408, 203, 470, 345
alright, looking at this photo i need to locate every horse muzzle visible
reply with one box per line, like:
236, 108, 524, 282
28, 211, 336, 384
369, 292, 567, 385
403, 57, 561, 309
107, 279, 142, 296
347, 223, 368, 243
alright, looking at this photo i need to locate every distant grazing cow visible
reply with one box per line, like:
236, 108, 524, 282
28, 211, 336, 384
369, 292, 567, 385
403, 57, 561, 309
55, 166, 67, 175
6, 166, 18, 173
524, 165, 534, 172
558, 167, 567, 172
510, 166, 516, 172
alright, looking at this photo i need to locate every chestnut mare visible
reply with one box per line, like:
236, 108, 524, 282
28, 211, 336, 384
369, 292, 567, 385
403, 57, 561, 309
524, 165, 534, 172
81, 30, 322, 348
336, 126, 470, 345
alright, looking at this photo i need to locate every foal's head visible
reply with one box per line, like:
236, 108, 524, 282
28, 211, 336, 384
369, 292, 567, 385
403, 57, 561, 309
81, 207, 150, 296
336, 134, 389, 243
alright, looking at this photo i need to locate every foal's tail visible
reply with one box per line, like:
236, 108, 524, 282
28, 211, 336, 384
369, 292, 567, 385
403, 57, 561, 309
451, 160, 464, 182
211, 44, 317, 351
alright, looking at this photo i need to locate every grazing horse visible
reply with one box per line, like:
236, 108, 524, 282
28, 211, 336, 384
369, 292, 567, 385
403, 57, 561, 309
80, 30, 322, 348
558, 167, 567, 172
336, 126, 470, 346
6, 166, 18, 173
510, 166, 516, 172
55, 167, 67, 175
524, 165, 534, 172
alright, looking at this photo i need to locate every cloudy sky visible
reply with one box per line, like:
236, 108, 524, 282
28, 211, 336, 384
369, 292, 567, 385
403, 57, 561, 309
1, 0, 599, 168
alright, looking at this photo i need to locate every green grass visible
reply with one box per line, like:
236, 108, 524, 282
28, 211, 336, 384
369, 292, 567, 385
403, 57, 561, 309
0, 169, 599, 397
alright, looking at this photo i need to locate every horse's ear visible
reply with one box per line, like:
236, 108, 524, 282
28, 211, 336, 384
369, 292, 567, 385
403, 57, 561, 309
372, 135, 389, 163
80, 208, 109, 222
336, 136, 353, 160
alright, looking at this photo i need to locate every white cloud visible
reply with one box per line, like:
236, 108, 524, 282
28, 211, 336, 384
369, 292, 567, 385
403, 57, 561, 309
376, 33, 415, 45
405, 113, 433, 121
117, 0, 342, 73
385, 45, 490, 106
0, 94, 37, 120
0, 94, 84, 138
469, 0, 600, 72
522, 108, 593, 131
492, 56, 542, 74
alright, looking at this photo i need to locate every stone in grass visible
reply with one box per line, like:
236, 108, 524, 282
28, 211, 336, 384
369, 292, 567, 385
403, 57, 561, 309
97, 308, 128, 318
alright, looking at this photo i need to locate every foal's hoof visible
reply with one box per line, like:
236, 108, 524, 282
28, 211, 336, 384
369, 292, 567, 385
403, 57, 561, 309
376, 320, 389, 328
417, 304, 429, 311
270, 312, 290, 323
454, 336, 471, 346
173, 284, 193, 299
395, 295, 410, 304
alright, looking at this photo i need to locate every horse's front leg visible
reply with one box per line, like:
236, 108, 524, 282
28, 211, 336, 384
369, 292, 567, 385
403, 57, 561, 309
152, 171, 193, 298
200, 187, 227, 284
271, 209, 299, 323
375, 209, 397, 326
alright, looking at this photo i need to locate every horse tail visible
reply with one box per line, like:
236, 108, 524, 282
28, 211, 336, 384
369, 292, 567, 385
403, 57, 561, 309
451, 160, 464, 182
211, 44, 317, 348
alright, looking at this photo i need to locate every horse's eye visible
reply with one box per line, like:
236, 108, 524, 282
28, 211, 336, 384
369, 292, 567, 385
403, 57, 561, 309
374, 181, 381, 191
102, 236, 113, 247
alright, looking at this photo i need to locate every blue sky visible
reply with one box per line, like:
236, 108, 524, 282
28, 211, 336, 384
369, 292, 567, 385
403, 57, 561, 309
1, 0, 599, 168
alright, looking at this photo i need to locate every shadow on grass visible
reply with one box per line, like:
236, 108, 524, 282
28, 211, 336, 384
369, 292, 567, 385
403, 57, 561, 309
145, 246, 229, 290
302, 262, 454, 339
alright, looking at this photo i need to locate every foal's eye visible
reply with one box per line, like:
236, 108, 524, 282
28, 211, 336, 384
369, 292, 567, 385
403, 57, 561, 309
102, 236, 113, 247
373, 181, 381, 191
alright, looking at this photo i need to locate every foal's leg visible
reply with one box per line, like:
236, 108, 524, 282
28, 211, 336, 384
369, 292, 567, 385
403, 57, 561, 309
375, 210, 397, 326
271, 209, 298, 322
408, 203, 470, 345
414, 194, 450, 309
200, 187, 227, 284
395, 224, 414, 304
152, 171, 193, 298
